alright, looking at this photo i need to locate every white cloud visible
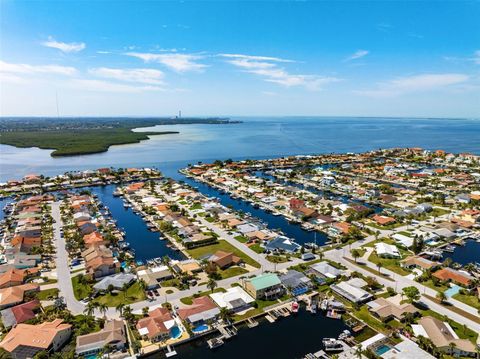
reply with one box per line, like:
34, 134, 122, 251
473, 50, 480, 65
89, 67, 165, 85
344, 50, 369, 61
41, 36, 86, 53
355, 73, 469, 97
125, 52, 206, 72
70, 79, 163, 93
0, 60, 77, 76
220, 53, 339, 90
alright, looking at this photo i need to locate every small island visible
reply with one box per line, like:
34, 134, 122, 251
0, 117, 240, 156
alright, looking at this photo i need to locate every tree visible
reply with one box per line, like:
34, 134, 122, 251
351, 249, 361, 263
97, 303, 108, 318
436, 291, 447, 304
115, 303, 125, 317
402, 286, 420, 303
207, 278, 217, 293
84, 301, 98, 317
376, 262, 383, 274
354, 345, 362, 359
142, 307, 149, 317
122, 282, 130, 299
219, 307, 232, 323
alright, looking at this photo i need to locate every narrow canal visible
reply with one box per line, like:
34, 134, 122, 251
152, 309, 348, 359
442, 239, 480, 266
178, 175, 329, 246
88, 185, 185, 263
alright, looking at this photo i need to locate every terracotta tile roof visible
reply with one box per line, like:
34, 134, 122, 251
11, 300, 40, 323
432, 268, 473, 286
136, 308, 173, 339
177, 296, 217, 321
0, 283, 39, 307
0, 269, 26, 288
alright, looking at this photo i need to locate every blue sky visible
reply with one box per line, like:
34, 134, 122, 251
1, 0, 479, 117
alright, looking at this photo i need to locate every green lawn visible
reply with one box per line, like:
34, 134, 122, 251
249, 243, 264, 254
219, 266, 249, 279
92, 282, 146, 307
72, 275, 93, 300
453, 292, 480, 310
180, 288, 226, 305
190, 203, 202, 210
420, 279, 449, 293
37, 288, 59, 300
234, 235, 248, 243
352, 305, 402, 334
367, 252, 410, 276
187, 240, 260, 268
232, 298, 279, 321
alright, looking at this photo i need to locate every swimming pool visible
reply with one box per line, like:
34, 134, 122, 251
375, 344, 392, 356
444, 284, 461, 297
192, 324, 209, 333
170, 326, 182, 339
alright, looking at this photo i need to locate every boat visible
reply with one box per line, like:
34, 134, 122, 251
291, 301, 299, 313
322, 338, 343, 352
207, 337, 224, 349
443, 245, 455, 253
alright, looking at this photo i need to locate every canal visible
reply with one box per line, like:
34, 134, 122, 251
151, 309, 349, 359
88, 185, 185, 263
442, 239, 480, 266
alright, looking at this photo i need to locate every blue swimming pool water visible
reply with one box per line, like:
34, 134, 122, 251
444, 284, 461, 297
375, 344, 392, 356
170, 326, 182, 339
192, 324, 209, 333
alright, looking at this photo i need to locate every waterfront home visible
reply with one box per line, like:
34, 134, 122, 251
264, 236, 300, 253
0, 319, 72, 359
328, 222, 352, 237
401, 256, 439, 272
183, 233, 217, 248
82, 245, 118, 279
208, 251, 242, 269
76, 320, 126, 357
236, 223, 259, 235
177, 296, 220, 326
93, 273, 136, 292
307, 261, 344, 280
209, 287, 255, 312
73, 211, 91, 222
137, 266, 173, 290
367, 336, 435, 359
243, 273, 284, 300
331, 280, 373, 304
367, 296, 418, 322
0, 300, 40, 328
279, 270, 312, 296
412, 316, 476, 357
432, 267, 474, 287
136, 308, 179, 342
83, 231, 106, 247
375, 242, 401, 258
172, 259, 202, 275
0, 283, 39, 309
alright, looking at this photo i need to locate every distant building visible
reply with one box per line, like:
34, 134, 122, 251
243, 273, 284, 300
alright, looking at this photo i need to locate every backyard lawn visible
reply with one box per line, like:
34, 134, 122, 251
219, 266, 249, 279
187, 240, 260, 268
92, 282, 146, 307
37, 288, 59, 300
180, 288, 226, 305
453, 292, 480, 310
368, 252, 410, 276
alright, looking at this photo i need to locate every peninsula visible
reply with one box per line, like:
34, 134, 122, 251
0, 117, 240, 156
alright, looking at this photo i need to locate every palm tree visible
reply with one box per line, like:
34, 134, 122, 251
122, 305, 134, 323
207, 278, 217, 293
351, 249, 360, 263
115, 303, 125, 317
448, 342, 457, 355
219, 307, 231, 323
377, 262, 383, 274
122, 282, 130, 299
84, 301, 98, 317
97, 303, 108, 318
354, 345, 362, 359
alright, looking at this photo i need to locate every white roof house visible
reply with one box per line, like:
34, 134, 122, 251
210, 287, 254, 311
309, 261, 344, 279
375, 243, 401, 258
236, 223, 259, 234
381, 338, 435, 359
331, 280, 373, 304
392, 233, 414, 248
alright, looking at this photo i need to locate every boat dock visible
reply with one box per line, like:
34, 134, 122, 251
246, 317, 259, 328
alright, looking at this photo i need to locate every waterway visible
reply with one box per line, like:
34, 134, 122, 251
87, 185, 185, 262
442, 239, 480, 266
157, 309, 348, 359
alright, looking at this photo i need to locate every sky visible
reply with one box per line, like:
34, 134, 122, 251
0, 0, 479, 118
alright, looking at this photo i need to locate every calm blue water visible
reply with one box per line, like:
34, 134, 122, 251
192, 324, 209, 333
88, 185, 185, 262
442, 240, 480, 266
1, 117, 479, 182
163, 309, 348, 359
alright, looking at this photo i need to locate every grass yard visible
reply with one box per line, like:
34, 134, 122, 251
37, 288, 59, 300
180, 288, 226, 305
453, 292, 480, 310
92, 282, 146, 307
219, 266, 249, 279
367, 252, 410, 276
187, 240, 260, 268
234, 235, 248, 243
72, 275, 93, 300
248, 243, 264, 254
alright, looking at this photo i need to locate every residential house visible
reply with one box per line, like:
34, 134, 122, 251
375, 242, 401, 258
264, 236, 300, 253
243, 273, 284, 300
367, 297, 418, 321
0, 283, 39, 309
432, 268, 474, 287
208, 251, 242, 269
93, 273, 136, 292
209, 287, 255, 313
76, 320, 126, 356
136, 308, 179, 342
82, 245, 117, 279
0, 300, 40, 328
0, 319, 72, 359
137, 266, 173, 289
331, 279, 373, 304
401, 256, 439, 272
307, 261, 344, 280
279, 270, 312, 296
177, 296, 220, 326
